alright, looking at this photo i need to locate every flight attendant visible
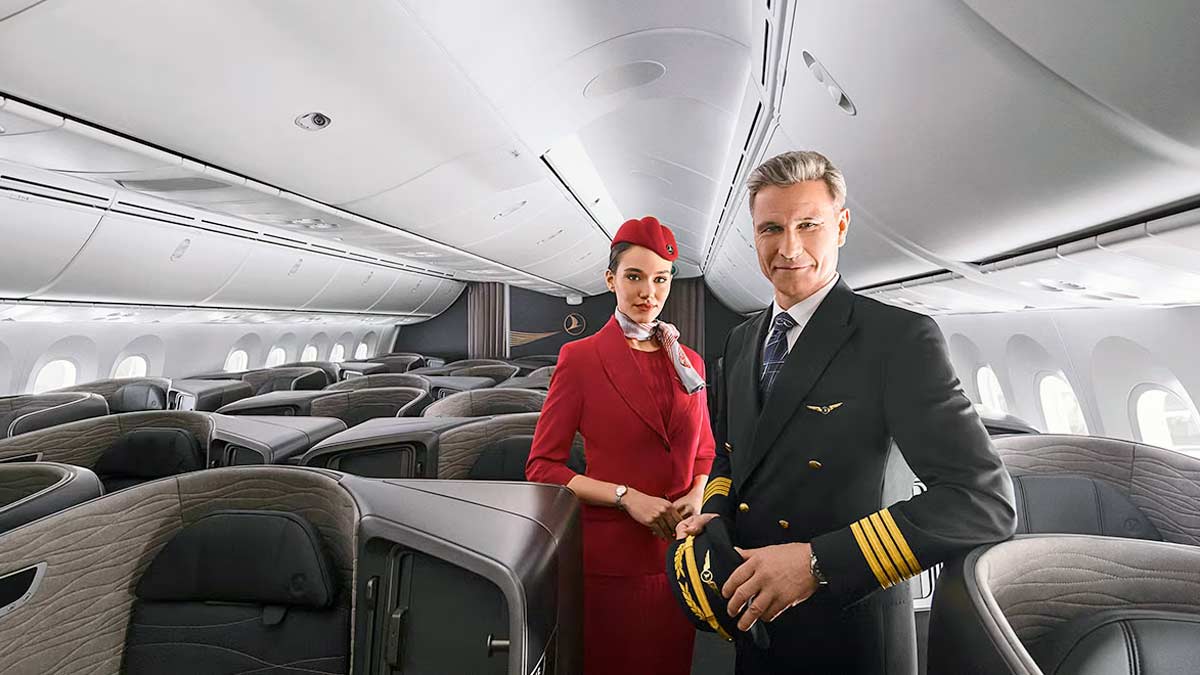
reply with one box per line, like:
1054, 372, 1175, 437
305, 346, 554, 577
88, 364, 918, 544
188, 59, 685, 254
526, 216, 714, 675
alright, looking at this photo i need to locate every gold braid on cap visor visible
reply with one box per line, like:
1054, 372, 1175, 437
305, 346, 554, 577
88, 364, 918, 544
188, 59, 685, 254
676, 536, 733, 641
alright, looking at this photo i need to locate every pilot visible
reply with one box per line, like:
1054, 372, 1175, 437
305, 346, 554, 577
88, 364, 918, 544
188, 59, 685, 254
526, 216, 714, 675
677, 151, 1017, 674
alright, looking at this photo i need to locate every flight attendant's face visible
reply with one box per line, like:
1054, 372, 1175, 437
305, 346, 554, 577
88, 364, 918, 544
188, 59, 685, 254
605, 245, 673, 323
751, 180, 849, 309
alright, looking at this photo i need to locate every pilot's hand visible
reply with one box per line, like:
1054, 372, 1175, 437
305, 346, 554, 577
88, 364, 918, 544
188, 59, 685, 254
675, 513, 718, 540
723, 542, 817, 631
623, 489, 682, 541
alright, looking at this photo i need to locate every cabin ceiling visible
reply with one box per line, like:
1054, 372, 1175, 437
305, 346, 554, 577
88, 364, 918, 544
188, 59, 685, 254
0, 0, 750, 302
0, 1, 1199, 317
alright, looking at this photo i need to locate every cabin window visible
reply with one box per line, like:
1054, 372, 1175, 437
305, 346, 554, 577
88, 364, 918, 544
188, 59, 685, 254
301, 344, 319, 362
224, 349, 249, 372
112, 355, 148, 379
975, 365, 1008, 414
354, 341, 369, 360
1038, 374, 1088, 434
1133, 386, 1200, 457
330, 344, 346, 363
265, 347, 287, 368
33, 359, 77, 393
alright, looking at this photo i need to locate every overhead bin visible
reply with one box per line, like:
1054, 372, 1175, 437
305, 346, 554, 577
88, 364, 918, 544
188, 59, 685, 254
411, 278, 467, 316
204, 244, 342, 309
368, 271, 447, 315
303, 261, 400, 312
0, 162, 109, 297
33, 205, 252, 304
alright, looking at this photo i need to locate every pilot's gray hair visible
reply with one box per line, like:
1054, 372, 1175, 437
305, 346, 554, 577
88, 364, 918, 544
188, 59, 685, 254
747, 150, 847, 210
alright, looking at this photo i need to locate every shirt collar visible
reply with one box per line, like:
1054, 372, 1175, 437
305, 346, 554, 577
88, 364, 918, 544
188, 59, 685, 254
771, 273, 840, 331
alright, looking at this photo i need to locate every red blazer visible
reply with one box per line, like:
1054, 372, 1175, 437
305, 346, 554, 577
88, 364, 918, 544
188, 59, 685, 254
526, 317, 715, 576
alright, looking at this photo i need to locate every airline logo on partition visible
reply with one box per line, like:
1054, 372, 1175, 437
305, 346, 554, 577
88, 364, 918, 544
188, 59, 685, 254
563, 313, 586, 336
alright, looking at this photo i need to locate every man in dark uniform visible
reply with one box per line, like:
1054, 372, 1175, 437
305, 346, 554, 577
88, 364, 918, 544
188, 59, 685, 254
677, 150, 1016, 674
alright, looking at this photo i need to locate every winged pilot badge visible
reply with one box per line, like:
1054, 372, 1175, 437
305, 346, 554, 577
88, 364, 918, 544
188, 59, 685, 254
805, 402, 845, 415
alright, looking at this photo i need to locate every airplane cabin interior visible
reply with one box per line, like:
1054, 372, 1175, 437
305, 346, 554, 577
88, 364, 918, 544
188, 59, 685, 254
0, 2, 1199, 674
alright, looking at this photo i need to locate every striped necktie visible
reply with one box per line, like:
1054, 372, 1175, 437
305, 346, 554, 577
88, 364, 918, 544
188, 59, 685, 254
760, 312, 798, 401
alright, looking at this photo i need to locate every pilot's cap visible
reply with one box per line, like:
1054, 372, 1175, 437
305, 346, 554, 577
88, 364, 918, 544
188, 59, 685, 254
665, 517, 770, 649
611, 216, 679, 262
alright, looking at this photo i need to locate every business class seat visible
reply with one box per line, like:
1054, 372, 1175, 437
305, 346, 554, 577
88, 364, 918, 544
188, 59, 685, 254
928, 536, 1200, 675
467, 433, 586, 481
494, 375, 552, 391
993, 434, 1200, 546
424, 375, 496, 400
528, 365, 556, 379
422, 388, 546, 418
323, 373, 431, 393
218, 387, 429, 426
0, 466, 581, 674
241, 366, 327, 394
437, 412, 583, 480
122, 509, 350, 674
278, 361, 342, 386
56, 377, 170, 413
0, 392, 109, 438
0, 462, 103, 535
92, 427, 204, 492
369, 354, 426, 372
337, 361, 389, 379
309, 387, 430, 425
0, 410, 215, 479
448, 363, 520, 384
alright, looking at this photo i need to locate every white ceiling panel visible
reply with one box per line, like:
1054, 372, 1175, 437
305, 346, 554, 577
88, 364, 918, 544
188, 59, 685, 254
964, 0, 1200, 148
0, 0, 515, 204
777, 1, 1200, 265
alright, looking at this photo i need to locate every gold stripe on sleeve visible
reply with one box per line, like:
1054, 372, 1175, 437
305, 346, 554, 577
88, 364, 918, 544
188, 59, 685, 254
880, 507, 922, 574
858, 515, 902, 586
850, 521, 892, 589
869, 512, 917, 579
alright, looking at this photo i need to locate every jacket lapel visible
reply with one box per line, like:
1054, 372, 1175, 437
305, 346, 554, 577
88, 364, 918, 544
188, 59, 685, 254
736, 281, 858, 491
596, 317, 671, 449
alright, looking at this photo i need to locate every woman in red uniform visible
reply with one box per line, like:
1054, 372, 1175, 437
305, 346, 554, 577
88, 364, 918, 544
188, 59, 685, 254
526, 216, 714, 675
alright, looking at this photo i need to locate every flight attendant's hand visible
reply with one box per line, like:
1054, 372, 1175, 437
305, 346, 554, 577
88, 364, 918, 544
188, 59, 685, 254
722, 542, 818, 631
675, 513, 718, 539
622, 489, 683, 540
671, 485, 704, 520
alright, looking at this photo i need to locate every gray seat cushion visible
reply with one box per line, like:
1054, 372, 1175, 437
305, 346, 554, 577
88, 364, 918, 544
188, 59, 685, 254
1031, 609, 1200, 675
110, 382, 168, 413
93, 427, 202, 492
125, 510, 348, 674
1011, 473, 1160, 540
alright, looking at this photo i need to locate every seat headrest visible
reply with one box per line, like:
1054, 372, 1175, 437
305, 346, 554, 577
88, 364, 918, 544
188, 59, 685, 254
94, 427, 202, 479
136, 510, 335, 608
469, 435, 535, 481
110, 383, 167, 413
1012, 473, 1161, 540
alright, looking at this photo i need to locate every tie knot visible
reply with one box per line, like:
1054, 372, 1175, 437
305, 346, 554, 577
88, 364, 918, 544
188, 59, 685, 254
772, 312, 798, 333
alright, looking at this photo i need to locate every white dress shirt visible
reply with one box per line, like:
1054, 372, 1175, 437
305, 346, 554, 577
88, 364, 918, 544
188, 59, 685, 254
762, 273, 841, 356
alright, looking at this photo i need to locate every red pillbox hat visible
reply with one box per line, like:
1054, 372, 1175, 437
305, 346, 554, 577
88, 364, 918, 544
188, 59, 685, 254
611, 216, 679, 261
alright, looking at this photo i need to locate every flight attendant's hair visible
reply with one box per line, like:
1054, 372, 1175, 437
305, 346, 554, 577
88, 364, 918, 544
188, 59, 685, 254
747, 150, 847, 210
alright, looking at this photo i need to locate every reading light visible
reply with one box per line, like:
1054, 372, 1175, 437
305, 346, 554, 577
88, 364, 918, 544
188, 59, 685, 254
543, 134, 625, 237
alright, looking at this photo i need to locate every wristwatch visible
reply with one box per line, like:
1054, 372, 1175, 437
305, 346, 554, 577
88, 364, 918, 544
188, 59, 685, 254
810, 551, 829, 587
614, 484, 628, 510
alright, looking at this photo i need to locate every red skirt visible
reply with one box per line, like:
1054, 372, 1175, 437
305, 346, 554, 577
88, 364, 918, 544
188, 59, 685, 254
583, 572, 696, 675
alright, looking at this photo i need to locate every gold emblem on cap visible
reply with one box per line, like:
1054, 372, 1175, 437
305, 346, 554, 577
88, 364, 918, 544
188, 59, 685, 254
701, 551, 718, 592
806, 402, 844, 415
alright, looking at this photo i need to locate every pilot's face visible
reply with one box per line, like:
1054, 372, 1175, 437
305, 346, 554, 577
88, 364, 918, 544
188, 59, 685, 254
605, 245, 673, 323
751, 180, 849, 309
